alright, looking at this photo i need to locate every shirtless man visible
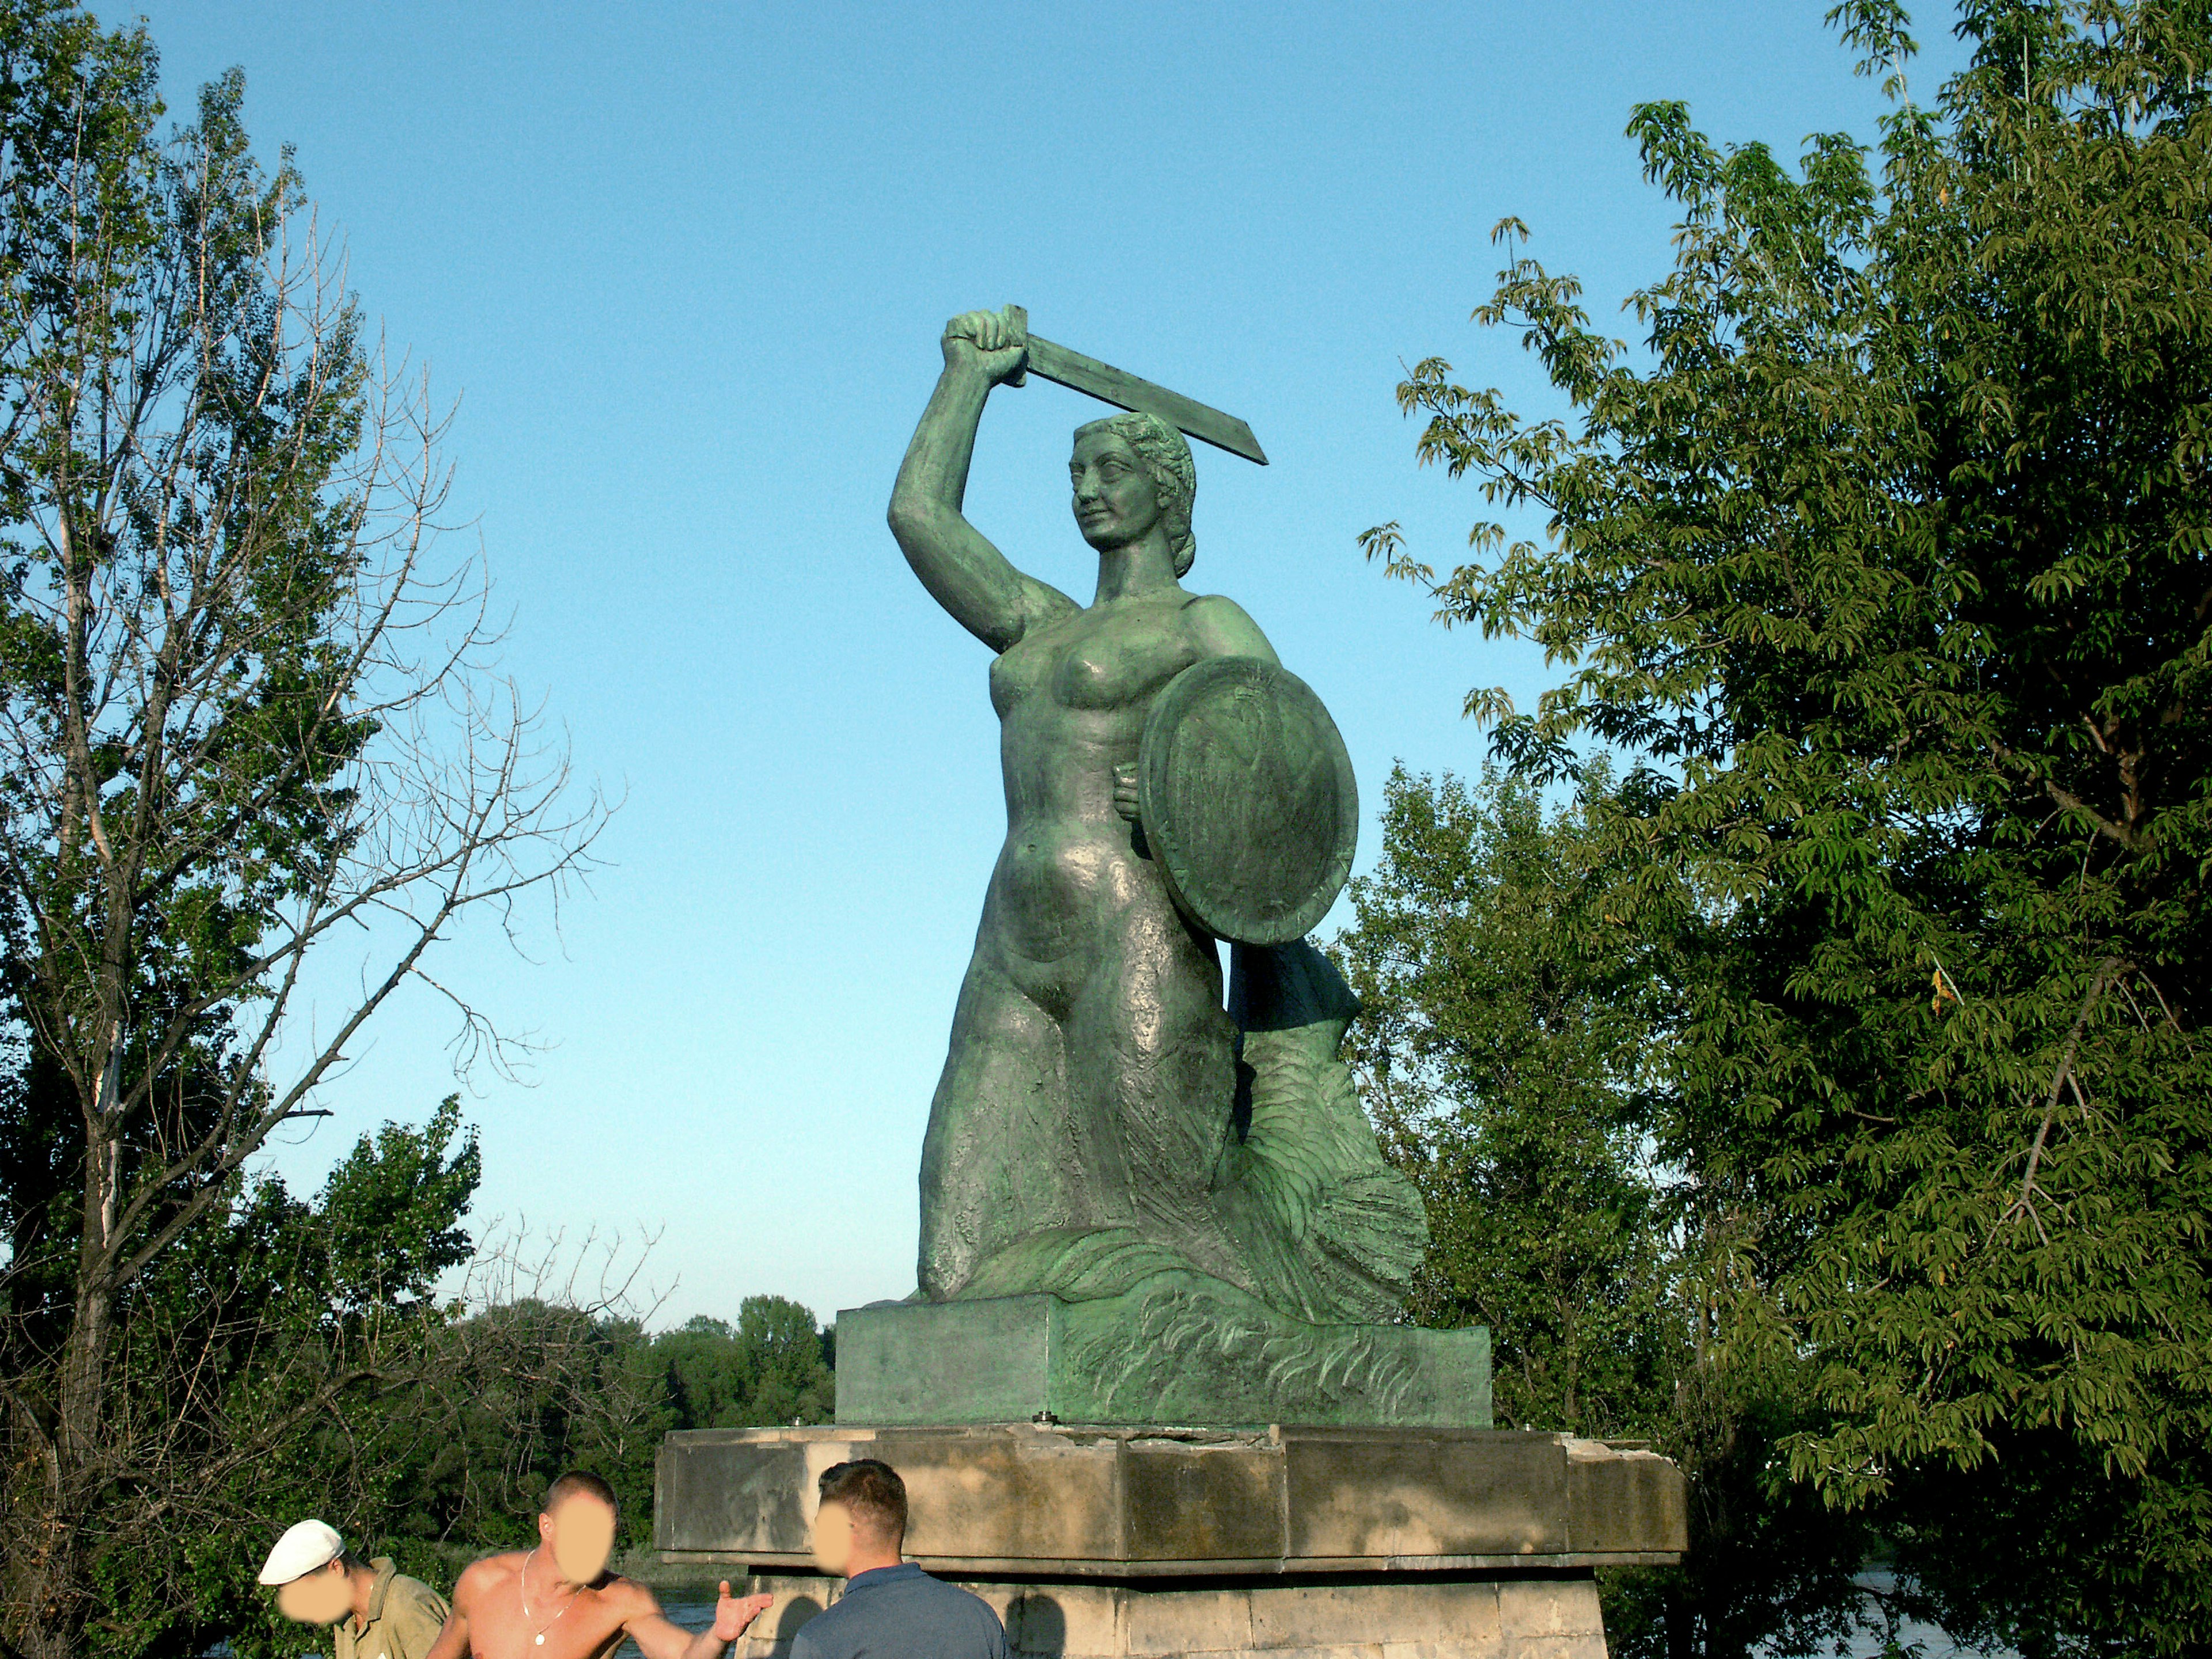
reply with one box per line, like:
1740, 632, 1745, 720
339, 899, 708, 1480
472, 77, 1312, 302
422, 1471, 771, 1659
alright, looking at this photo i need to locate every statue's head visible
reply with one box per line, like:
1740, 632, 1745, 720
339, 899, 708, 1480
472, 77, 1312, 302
1071, 411, 1196, 576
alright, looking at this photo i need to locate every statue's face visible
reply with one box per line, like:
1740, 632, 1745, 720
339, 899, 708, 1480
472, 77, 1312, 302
275, 1560, 352, 1627
1070, 432, 1162, 552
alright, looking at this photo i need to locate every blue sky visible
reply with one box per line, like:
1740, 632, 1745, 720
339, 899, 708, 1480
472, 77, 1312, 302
128, 1, 1968, 1327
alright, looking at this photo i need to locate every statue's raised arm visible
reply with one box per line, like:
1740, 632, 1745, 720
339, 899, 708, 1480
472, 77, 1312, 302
885, 307, 1077, 653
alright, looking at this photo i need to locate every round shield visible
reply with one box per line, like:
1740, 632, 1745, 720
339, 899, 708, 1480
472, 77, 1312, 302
1137, 657, 1358, 946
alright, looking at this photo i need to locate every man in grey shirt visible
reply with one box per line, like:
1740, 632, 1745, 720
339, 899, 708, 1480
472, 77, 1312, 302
791, 1460, 1006, 1659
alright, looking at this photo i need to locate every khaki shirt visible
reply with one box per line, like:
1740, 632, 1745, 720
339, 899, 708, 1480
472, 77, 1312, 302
334, 1559, 450, 1659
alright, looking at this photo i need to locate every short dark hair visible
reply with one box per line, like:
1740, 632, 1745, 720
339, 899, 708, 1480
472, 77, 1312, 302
817, 1459, 906, 1543
543, 1469, 619, 1516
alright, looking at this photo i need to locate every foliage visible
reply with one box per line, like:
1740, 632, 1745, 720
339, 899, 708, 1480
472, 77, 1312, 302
78, 1100, 476, 1659
1600, 1349, 1896, 1659
1336, 766, 1885, 1658
7, 1073, 832, 1659
370, 1289, 835, 1565
1334, 762, 1679, 1438
1364, 1, 2212, 1650
24, 1084, 836, 1659
654, 1299, 837, 1435
0, 3, 601, 1653
388, 1298, 672, 1550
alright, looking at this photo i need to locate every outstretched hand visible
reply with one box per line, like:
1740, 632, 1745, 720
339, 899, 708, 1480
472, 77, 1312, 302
712, 1583, 774, 1644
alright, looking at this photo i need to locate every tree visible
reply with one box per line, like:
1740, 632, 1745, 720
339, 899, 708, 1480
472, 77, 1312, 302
370, 1287, 835, 1565
81, 1099, 480, 1659
0, 5, 603, 1653
1334, 762, 1676, 1439
1363, 2, 2212, 1649
1335, 766, 1883, 1659
394, 1297, 669, 1550
656, 1297, 836, 1433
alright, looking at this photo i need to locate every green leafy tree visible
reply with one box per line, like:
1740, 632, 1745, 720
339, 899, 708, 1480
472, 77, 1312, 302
1334, 762, 1677, 1438
0, 4, 601, 1653
429, 1300, 671, 1540
1364, 2, 2212, 1650
656, 1297, 836, 1431
373, 1291, 835, 1566
84, 1098, 478, 1659
371, 1236, 669, 1556
1336, 765, 1881, 1658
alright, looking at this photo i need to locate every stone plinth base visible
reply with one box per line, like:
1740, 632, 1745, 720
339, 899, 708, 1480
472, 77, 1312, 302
657, 1423, 1685, 1657
732, 1567, 1607, 1658
835, 1294, 1492, 1429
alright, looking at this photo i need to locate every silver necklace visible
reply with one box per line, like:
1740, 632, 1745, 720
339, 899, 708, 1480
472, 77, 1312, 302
518, 1548, 580, 1647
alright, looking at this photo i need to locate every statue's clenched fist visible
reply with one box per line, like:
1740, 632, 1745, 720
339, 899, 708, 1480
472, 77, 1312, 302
1112, 762, 1143, 824
942, 305, 1029, 384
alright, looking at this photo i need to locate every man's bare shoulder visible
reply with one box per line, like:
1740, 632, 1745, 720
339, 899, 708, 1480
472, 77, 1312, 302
453, 1552, 527, 1608
590, 1575, 660, 1623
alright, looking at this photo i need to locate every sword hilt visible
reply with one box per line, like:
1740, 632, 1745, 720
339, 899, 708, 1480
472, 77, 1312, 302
1003, 304, 1029, 388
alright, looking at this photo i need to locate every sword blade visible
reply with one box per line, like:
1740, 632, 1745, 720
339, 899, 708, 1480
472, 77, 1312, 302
1024, 334, 1269, 466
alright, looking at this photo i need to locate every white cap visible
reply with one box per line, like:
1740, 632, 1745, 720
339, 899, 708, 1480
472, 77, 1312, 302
258, 1519, 344, 1585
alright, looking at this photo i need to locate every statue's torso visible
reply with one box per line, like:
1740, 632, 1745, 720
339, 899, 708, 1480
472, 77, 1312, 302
984, 591, 1210, 965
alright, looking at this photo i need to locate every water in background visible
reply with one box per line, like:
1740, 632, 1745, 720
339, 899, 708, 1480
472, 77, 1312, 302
619, 1601, 713, 1659
1804, 1570, 2017, 1659
649, 1578, 2017, 1659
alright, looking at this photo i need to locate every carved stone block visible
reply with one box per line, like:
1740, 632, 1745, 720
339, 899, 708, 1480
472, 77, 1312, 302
834, 1293, 1493, 1429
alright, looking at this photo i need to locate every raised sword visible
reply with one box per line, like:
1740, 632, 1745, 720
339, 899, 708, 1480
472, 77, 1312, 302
1002, 305, 1268, 466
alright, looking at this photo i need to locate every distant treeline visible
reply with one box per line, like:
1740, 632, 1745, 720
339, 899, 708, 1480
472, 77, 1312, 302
378, 1296, 836, 1552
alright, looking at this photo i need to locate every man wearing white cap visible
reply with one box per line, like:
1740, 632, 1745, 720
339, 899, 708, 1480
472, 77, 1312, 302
259, 1519, 451, 1659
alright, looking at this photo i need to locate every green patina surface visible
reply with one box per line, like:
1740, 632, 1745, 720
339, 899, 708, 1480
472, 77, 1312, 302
877, 308, 1488, 1426
836, 1294, 1492, 1430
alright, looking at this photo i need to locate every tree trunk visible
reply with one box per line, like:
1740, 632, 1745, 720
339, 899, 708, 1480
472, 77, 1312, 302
56, 1277, 108, 1465
25, 1127, 122, 1658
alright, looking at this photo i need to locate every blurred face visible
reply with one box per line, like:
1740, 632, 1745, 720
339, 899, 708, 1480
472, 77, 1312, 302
1070, 432, 1162, 552
275, 1559, 351, 1626
539, 1494, 616, 1585
809, 1499, 853, 1575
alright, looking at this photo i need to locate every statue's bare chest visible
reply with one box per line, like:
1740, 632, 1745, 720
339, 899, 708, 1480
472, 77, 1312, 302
991, 602, 1196, 719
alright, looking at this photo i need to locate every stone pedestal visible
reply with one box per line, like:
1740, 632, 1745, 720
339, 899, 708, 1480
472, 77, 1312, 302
836, 1294, 1493, 1429
656, 1423, 1685, 1657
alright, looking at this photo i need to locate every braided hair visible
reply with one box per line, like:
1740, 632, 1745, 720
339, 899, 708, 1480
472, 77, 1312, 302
1075, 411, 1196, 577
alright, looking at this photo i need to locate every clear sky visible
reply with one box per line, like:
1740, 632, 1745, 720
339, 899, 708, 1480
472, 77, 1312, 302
126, 1, 1968, 1328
